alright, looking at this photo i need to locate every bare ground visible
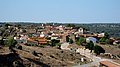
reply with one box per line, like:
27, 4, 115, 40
0, 45, 91, 67
98, 44, 120, 64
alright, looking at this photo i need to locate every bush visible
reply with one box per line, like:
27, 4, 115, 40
66, 36, 70, 42
85, 41, 94, 52
94, 45, 105, 55
69, 39, 73, 44
99, 37, 113, 45
76, 37, 86, 45
5, 36, 17, 47
99, 32, 112, 44
50, 39, 60, 46
99, 37, 106, 44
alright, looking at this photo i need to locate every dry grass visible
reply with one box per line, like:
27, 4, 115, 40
0, 45, 91, 67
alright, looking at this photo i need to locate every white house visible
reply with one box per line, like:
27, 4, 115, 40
98, 33, 105, 37
78, 28, 83, 34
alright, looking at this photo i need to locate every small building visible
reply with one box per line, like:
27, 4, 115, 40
78, 28, 83, 34
15, 39, 26, 44
56, 25, 64, 31
98, 33, 105, 37
64, 27, 73, 30
26, 39, 38, 45
40, 32, 45, 37
38, 37, 48, 45
51, 34, 64, 42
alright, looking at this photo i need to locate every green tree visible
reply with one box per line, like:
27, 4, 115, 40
99, 37, 106, 44
69, 38, 73, 44
66, 36, 70, 42
94, 45, 105, 55
85, 41, 94, 52
99, 32, 110, 44
6, 36, 17, 47
76, 37, 86, 45
4, 23, 11, 27
51, 39, 60, 46
16, 24, 21, 29
104, 32, 109, 39
66, 24, 75, 28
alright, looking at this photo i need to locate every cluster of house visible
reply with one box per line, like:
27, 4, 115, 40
13, 24, 120, 46
14, 24, 67, 45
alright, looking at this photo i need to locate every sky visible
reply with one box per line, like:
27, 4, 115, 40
0, 0, 120, 23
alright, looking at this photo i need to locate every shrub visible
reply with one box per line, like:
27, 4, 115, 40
5, 36, 17, 47
76, 37, 86, 45
94, 45, 105, 55
85, 41, 94, 52
69, 39, 73, 44
50, 39, 60, 46
66, 36, 70, 42
99, 37, 106, 44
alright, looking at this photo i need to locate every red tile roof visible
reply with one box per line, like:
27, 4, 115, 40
100, 61, 120, 67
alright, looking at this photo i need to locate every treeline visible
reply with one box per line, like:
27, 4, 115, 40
74, 23, 120, 38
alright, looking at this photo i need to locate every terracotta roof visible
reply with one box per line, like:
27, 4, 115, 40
52, 34, 64, 37
100, 61, 120, 67
38, 39, 47, 41
38, 37, 46, 39
38, 38, 47, 44
38, 41, 47, 44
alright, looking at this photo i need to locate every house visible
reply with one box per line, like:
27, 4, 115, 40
86, 37, 98, 44
100, 61, 120, 67
40, 32, 45, 37
98, 33, 105, 37
14, 35, 28, 44
56, 25, 64, 31
26, 39, 38, 45
64, 27, 73, 30
51, 34, 64, 42
15, 39, 26, 44
38, 37, 48, 45
78, 28, 83, 34
29, 36, 48, 45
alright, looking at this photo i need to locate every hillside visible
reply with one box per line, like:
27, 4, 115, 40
0, 45, 91, 67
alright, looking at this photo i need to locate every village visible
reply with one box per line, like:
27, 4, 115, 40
0, 23, 120, 67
